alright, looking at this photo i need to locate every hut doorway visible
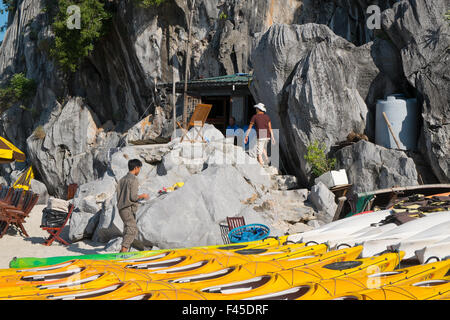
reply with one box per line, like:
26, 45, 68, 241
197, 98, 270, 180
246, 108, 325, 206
201, 96, 231, 132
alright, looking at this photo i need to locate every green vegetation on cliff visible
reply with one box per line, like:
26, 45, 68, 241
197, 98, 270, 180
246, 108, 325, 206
0, 73, 37, 112
50, 0, 112, 73
304, 141, 337, 178
50, 0, 166, 73
137, 0, 166, 7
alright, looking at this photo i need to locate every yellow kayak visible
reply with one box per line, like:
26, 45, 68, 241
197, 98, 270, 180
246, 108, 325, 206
126, 289, 208, 301
119, 242, 312, 269
196, 251, 404, 300
9, 281, 209, 301
333, 279, 450, 300
295, 260, 450, 300
105, 246, 362, 299
0, 271, 161, 300
0, 260, 119, 288
0, 264, 153, 295
0, 244, 318, 293
15, 246, 355, 300
6, 236, 291, 271
125, 244, 327, 283
0, 242, 303, 285
7, 280, 172, 300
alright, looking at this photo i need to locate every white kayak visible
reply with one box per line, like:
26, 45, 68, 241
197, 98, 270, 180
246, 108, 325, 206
387, 220, 450, 259
288, 210, 392, 244
359, 211, 450, 257
327, 223, 399, 250
415, 236, 450, 264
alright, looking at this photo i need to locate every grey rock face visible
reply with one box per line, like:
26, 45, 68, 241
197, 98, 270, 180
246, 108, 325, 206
288, 222, 314, 235
125, 106, 166, 144
104, 237, 143, 252
381, 0, 450, 183
68, 124, 283, 247
26, 97, 116, 197
72, 175, 117, 205
250, 189, 315, 235
92, 195, 124, 244
135, 165, 256, 249
251, 24, 378, 184
273, 175, 298, 191
29, 179, 49, 205
2, 0, 446, 196
335, 140, 419, 193
308, 182, 338, 224
68, 209, 100, 242
294, 0, 398, 46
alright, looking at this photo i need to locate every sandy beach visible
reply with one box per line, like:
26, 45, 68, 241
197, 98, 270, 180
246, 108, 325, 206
0, 204, 107, 269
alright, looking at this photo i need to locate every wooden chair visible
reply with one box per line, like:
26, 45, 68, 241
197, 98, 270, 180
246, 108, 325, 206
0, 185, 6, 199
176, 104, 213, 143
0, 187, 15, 207
220, 222, 231, 245
219, 217, 247, 245
0, 193, 39, 238
41, 204, 74, 246
0, 188, 25, 211
227, 216, 246, 231
66, 183, 78, 200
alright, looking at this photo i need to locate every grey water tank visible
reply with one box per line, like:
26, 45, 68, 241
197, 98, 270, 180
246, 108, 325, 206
375, 95, 419, 151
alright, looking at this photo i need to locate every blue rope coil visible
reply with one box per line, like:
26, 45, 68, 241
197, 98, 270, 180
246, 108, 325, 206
228, 224, 270, 243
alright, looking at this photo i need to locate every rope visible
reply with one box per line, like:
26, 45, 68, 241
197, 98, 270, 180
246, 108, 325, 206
425, 256, 441, 264
336, 243, 352, 250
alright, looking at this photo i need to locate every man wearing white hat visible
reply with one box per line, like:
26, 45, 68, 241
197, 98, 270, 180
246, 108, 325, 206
244, 103, 275, 166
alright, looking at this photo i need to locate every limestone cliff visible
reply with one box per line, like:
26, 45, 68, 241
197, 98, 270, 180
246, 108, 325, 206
0, 0, 448, 196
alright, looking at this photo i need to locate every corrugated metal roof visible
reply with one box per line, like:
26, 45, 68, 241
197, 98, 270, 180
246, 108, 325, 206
159, 74, 253, 89
188, 73, 252, 85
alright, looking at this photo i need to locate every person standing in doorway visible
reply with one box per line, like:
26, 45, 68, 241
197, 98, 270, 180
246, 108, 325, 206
227, 116, 240, 146
244, 103, 275, 166
116, 159, 149, 253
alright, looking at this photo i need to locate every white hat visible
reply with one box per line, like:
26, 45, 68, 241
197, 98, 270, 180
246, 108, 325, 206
254, 103, 266, 112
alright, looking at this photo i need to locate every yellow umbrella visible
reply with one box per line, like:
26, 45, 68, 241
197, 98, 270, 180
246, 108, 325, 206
13, 166, 34, 191
0, 136, 26, 164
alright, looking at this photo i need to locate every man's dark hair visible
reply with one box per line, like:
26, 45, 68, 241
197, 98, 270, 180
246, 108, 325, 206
128, 159, 143, 171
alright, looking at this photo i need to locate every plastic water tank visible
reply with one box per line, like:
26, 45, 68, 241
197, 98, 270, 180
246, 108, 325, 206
375, 95, 419, 151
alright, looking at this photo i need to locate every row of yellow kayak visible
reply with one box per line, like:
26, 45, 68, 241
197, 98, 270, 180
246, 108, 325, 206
0, 237, 448, 300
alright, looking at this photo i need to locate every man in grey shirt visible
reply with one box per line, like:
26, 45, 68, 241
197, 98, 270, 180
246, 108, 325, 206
116, 159, 149, 253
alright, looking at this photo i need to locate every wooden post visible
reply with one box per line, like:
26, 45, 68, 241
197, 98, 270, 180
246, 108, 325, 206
382, 112, 402, 149
183, 0, 196, 130
172, 57, 177, 136
333, 196, 347, 221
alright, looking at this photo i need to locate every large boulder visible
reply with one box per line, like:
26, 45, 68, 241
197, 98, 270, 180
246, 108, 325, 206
250, 23, 382, 185
72, 175, 117, 213
67, 134, 282, 246
68, 209, 101, 242
135, 165, 258, 249
381, 0, 450, 183
92, 195, 124, 244
251, 189, 314, 235
125, 106, 167, 144
335, 140, 420, 193
307, 182, 338, 224
69, 175, 117, 242
26, 97, 110, 197
29, 179, 49, 205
